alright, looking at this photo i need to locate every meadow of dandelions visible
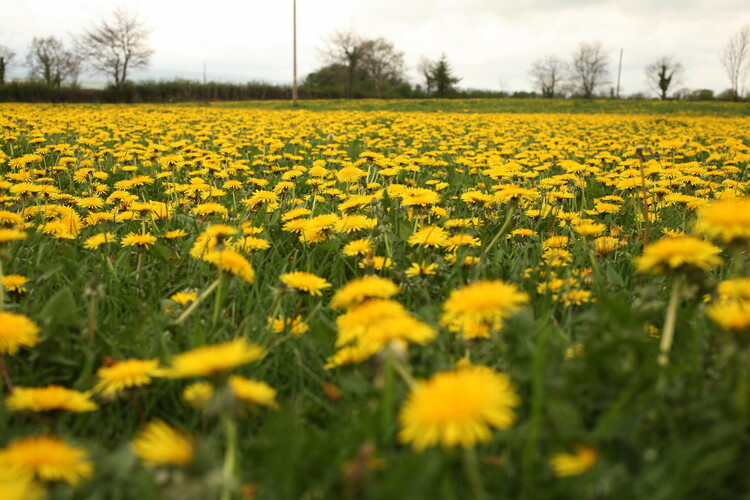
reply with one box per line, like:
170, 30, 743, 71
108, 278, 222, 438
0, 101, 749, 499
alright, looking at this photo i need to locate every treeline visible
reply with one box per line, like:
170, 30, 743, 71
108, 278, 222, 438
0, 80, 325, 103
0, 79, 519, 103
0, 79, 738, 103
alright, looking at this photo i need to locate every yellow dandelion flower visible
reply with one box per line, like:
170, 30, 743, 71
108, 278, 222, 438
204, 224, 239, 239
131, 421, 194, 467
0, 468, 45, 500
6, 386, 97, 413
560, 289, 594, 306
170, 291, 198, 305
228, 376, 278, 409
408, 225, 449, 248
543, 235, 569, 249
694, 197, 750, 244
164, 229, 188, 240
0, 228, 28, 243
405, 262, 439, 277
401, 187, 440, 207
83, 232, 116, 249
324, 345, 374, 369
182, 377, 278, 409
331, 276, 399, 309
183, 381, 214, 408
343, 238, 373, 257
120, 232, 157, 247
204, 249, 255, 284
193, 202, 228, 217
0, 210, 24, 226
281, 207, 312, 221
231, 236, 271, 252
635, 236, 722, 275
550, 445, 597, 477
594, 236, 621, 254
164, 338, 265, 378
358, 255, 393, 270
445, 233, 481, 252
268, 314, 309, 336
2, 274, 29, 293
707, 300, 750, 333
440, 281, 529, 339
93, 359, 163, 397
335, 215, 378, 233
336, 165, 368, 183
0, 312, 41, 355
717, 278, 750, 301
280, 271, 331, 296
0, 436, 93, 485
573, 222, 607, 238
336, 298, 435, 355
509, 228, 536, 238
398, 364, 519, 450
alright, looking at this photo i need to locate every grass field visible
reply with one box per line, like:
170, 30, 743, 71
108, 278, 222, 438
210, 98, 750, 116
1, 99, 749, 499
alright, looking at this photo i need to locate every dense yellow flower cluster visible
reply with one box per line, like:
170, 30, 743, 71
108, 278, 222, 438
1, 102, 749, 494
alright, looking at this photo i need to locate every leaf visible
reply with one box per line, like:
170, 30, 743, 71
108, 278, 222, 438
39, 286, 78, 328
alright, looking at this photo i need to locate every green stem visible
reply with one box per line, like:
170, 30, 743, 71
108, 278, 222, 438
220, 412, 238, 500
212, 270, 224, 330
379, 349, 396, 443
735, 350, 749, 416
463, 447, 487, 500
480, 203, 516, 261
522, 318, 550, 495
0, 258, 5, 312
0, 357, 14, 394
658, 274, 683, 367
172, 278, 221, 326
391, 352, 415, 388
87, 292, 96, 342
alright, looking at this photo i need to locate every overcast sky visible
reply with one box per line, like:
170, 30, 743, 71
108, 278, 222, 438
2, 1, 748, 96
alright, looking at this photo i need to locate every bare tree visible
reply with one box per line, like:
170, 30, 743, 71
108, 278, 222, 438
319, 30, 366, 97
529, 55, 566, 98
417, 57, 435, 95
570, 41, 609, 98
318, 30, 407, 97
25, 37, 81, 87
645, 56, 685, 100
0, 45, 16, 85
359, 38, 406, 96
77, 7, 153, 89
721, 25, 750, 101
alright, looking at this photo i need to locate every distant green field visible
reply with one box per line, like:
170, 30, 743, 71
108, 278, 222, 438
205, 98, 750, 116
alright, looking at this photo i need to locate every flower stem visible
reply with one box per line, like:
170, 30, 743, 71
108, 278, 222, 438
0, 357, 14, 394
391, 355, 415, 388
463, 447, 487, 500
658, 274, 683, 367
0, 257, 5, 311
172, 278, 221, 327
480, 203, 515, 261
522, 317, 550, 495
212, 269, 224, 330
379, 349, 396, 442
221, 412, 238, 500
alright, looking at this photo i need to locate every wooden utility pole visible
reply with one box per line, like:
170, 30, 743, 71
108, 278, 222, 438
292, 0, 298, 106
616, 48, 623, 98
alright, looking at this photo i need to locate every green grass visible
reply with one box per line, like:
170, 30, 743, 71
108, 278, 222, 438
204, 98, 750, 116
0, 102, 749, 499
